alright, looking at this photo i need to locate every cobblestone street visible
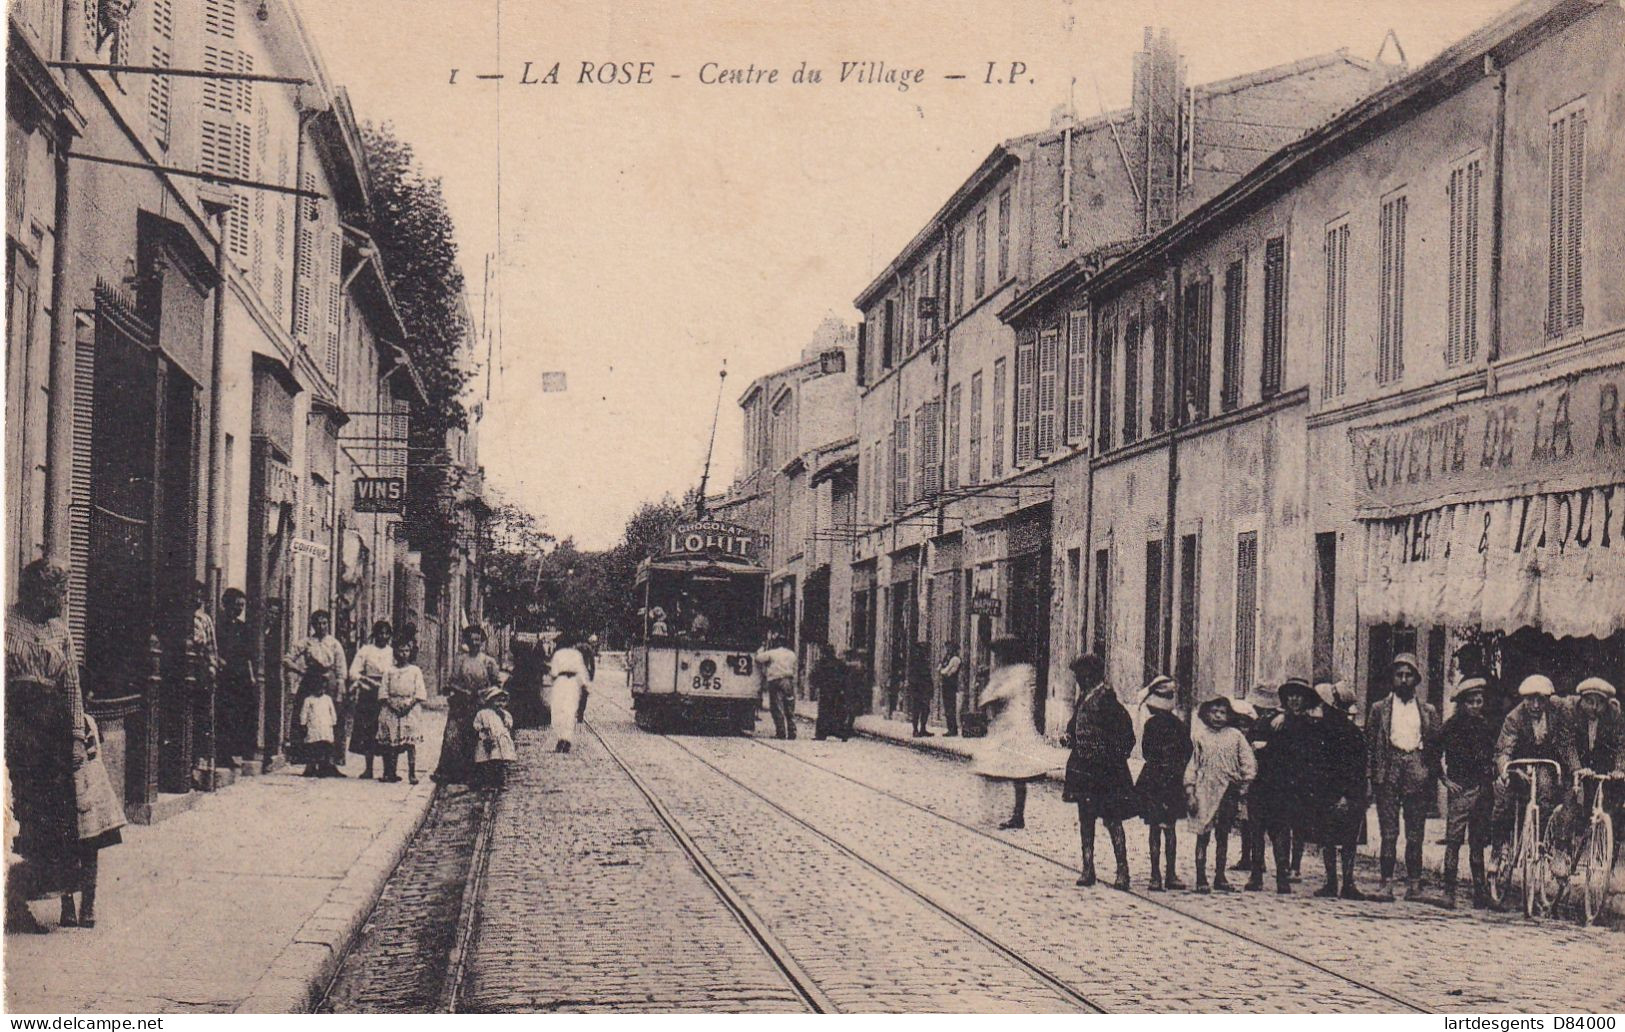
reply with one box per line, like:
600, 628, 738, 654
322, 659, 1624, 1014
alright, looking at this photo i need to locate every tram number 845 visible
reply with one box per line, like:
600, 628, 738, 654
691, 655, 752, 691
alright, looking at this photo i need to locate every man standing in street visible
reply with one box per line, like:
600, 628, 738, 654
1366, 653, 1442, 901
1438, 677, 1497, 908
908, 641, 934, 737
756, 634, 799, 739
939, 646, 963, 737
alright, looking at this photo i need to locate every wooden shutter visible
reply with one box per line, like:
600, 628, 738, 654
1565, 109, 1585, 331
968, 371, 983, 486
1091, 547, 1109, 661
1014, 333, 1035, 465
946, 384, 962, 492
990, 357, 1006, 479
1378, 195, 1407, 384
1066, 311, 1088, 444
1150, 304, 1168, 432
1222, 260, 1244, 411
1094, 305, 1114, 452
1261, 238, 1285, 396
1143, 539, 1163, 684
147, 0, 174, 148
1322, 225, 1348, 399
1234, 531, 1258, 692
856, 322, 867, 387
974, 210, 988, 299
997, 190, 1011, 282
1122, 313, 1141, 445
68, 328, 96, 647
1036, 327, 1059, 455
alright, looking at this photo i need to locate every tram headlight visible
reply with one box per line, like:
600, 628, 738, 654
699, 658, 717, 679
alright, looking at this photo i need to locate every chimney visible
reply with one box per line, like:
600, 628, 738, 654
1131, 26, 1186, 234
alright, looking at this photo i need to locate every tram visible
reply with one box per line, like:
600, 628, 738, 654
628, 520, 767, 732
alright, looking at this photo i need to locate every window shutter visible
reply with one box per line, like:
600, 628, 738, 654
1378, 195, 1406, 385
1095, 306, 1114, 452
1122, 314, 1141, 445
1261, 239, 1285, 397
991, 357, 1006, 479
1547, 117, 1567, 337
946, 384, 962, 492
326, 230, 343, 380
68, 330, 96, 648
204, 0, 236, 38
894, 419, 911, 511
1234, 531, 1259, 692
1464, 162, 1480, 362
974, 210, 988, 299
237, 50, 255, 113
997, 190, 1011, 282
1565, 109, 1585, 330
1150, 303, 1169, 431
1014, 332, 1035, 464
1322, 225, 1348, 399
1037, 328, 1059, 455
1221, 260, 1244, 411
1066, 310, 1089, 443
856, 322, 867, 387
147, 0, 174, 148
968, 371, 983, 486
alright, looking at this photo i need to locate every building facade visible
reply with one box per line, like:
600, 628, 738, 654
1005, 0, 1623, 725
853, 33, 1402, 732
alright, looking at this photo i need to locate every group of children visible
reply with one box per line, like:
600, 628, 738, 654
296, 619, 519, 787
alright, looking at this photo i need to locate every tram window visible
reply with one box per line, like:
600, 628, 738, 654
643, 569, 765, 649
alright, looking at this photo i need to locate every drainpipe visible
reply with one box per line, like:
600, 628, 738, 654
936, 225, 951, 538
42, 0, 78, 562
1161, 261, 1183, 688
204, 205, 231, 609
1485, 53, 1507, 382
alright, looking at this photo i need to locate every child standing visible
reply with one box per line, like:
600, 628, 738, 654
1135, 676, 1191, 891
472, 686, 517, 788
1438, 677, 1497, 908
1184, 697, 1257, 893
300, 682, 340, 778
377, 639, 426, 784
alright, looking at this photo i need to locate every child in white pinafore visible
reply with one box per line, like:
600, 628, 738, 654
472, 686, 516, 788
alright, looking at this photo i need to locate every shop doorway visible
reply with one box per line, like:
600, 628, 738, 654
1008, 545, 1051, 733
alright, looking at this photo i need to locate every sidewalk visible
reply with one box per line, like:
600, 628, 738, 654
787, 699, 1591, 896
4, 710, 444, 1014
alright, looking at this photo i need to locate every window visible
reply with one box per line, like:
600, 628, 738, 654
1547, 103, 1586, 337
1122, 313, 1142, 444
953, 228, 967, 318
1378, 193, 1407, 385
1037, 327, 1060, 455
997, 189, 1011, 282
1092, 548, 1110, 662
1150, 303, 1169, 433
1234, 531, 1259, 692
1014, 333, 1035, 464
1221, 259, 1245, 412
1144, 539, 1164, 684
1261, 237, 1286, 397
903, 275, 914, 355
946, 383, 962, 491
882, 298, 896, 370
974, 210, 988, 299
1176, 533, 1199, 699
968, 371, 983, 485
916, 400, 941, 500
893, 419, 911, 511
1066, 311, 1088, 444
887, 428, 899, 513
1094, 305, 1115, 451
1446, 158, 1482, 366
1322, 222, 1349, 399
991, 357, 1006, 479
1181, 277, 1213, 422
856, 321, 868, 387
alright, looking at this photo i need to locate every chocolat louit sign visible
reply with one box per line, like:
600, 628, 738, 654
665, 521, 760, 561
1350, 363, 1625, 515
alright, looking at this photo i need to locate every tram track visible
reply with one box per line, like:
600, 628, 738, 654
738, 731, 1434, 1013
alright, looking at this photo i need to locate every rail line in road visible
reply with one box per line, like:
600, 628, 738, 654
736, 734, 1437, 1012
583, 714, 1108, 1013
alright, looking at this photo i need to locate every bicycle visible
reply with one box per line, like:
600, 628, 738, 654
1562, 770, 1624, 926
1488, 758, 1563, 918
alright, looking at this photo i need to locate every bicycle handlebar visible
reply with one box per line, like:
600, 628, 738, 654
1505, 758, 1562, 772
1574, 770, 1625, 784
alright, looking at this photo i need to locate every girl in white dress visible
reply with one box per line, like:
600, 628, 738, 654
377, 640, 426, 784
972, 637, 1054, 829
549, 647, 590, 753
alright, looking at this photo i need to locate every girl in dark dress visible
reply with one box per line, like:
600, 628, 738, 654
1062, 654, 1139, 889
1135, 675, 1191, 891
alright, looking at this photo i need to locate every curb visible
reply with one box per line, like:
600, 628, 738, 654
233, 776, 441, 1013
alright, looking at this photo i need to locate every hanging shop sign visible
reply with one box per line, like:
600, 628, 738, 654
354, 476, 407, 514
1350, 363, 1625, 516
970, 592, 1003, 617
291, 537, 330, 562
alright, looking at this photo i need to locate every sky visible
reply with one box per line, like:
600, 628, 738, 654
296, 0, 1520, 549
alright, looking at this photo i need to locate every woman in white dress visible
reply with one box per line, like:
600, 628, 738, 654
972, 637, 1054, 829
548, 647, 591, 753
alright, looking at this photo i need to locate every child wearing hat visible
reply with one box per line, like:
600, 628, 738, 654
472, 685, 517, 789
1438, 677, 1497, 908
1183, 697, 1257, 893
1135, 676, 1191, 891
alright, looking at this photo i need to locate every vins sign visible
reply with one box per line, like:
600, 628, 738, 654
354, 476, 406, 513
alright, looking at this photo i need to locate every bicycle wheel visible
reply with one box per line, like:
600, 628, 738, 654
1522, 822, 1541, 918
1581, 814, 1614, 927
1489, 831, 1518, 908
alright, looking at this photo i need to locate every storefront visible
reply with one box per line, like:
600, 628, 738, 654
1349, 361, 1625, 710
247, 355, 301, 769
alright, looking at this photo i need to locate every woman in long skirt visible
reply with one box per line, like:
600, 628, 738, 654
5, 560, 124, 932
971, 637, 1053, 830
548, 647, 590, 753
433, 626, 501, 784
348, 621, 393, 779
